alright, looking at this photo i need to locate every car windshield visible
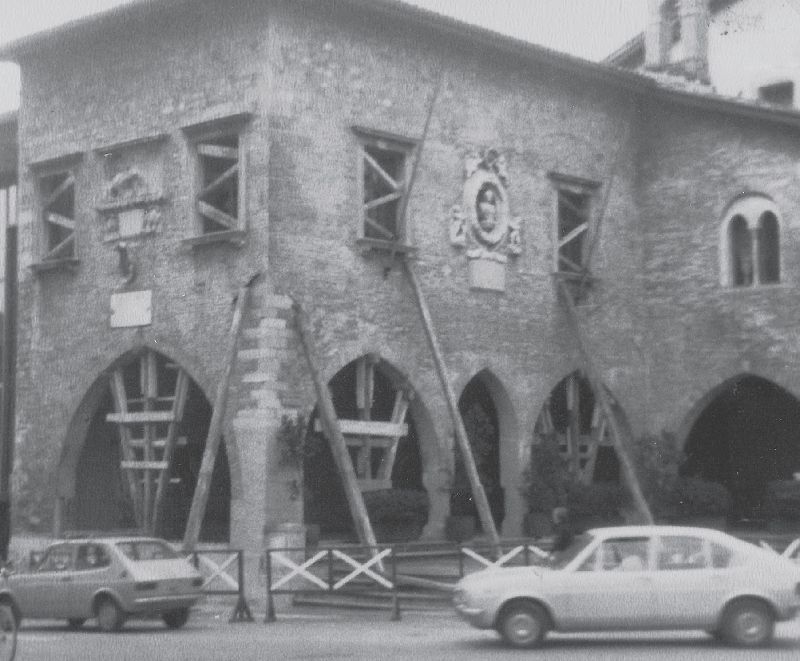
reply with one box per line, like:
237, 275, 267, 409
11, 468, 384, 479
116, 540, 180, 561
549, 533, 594, 569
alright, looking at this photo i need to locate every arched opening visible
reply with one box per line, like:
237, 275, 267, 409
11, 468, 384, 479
758, 211, 780, 284
684, 375, 800, 522
303, 356, 424, 541
728, 215, 752, 287
534, 371, 620, 484
451, 375, 504, 529
68, 350, 230, 542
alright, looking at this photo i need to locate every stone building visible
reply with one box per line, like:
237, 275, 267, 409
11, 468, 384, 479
1, 0, 800, 575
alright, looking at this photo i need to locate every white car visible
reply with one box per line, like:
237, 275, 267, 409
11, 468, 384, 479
454, 525, 800, 648
0, 537, 203, 631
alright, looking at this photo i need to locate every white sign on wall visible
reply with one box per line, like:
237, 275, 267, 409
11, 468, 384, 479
110, 290, 152, 328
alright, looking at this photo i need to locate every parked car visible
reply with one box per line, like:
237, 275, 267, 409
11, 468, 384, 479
454, 525, 800, 648
0, 537, 204, 632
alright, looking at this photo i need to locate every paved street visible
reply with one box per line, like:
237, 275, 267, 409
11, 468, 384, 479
11, 604, 800, 660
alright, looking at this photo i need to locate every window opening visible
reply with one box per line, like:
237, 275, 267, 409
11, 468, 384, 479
360, 137, 409, 243
723, 200, 781, 288
556, 188, 591, 273
729, 215, 752, 286
196, 133, 240, 234
758, 81, 794, 107
759, 212, 780, 284
40, 170, 76, 260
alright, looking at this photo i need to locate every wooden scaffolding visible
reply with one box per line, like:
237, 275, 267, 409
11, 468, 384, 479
106, 351, 190, 533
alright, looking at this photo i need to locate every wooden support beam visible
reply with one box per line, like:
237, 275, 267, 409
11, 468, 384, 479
183, 274, 260, 551
121, 461, 169, 471
292, 300, 381, 557
313, 419, 408, 437
43, 173, 74, 209
197, 143, 238, 160
110, 369, 143, 527
362, 150, 400, 191
557, 280, 653, 524
45, 212, 75, 231
152, 369, 189, 534
106, 411, 176, 424
199, 163, 238, 198
197, 200, 235, 229
403, 260, 501, 551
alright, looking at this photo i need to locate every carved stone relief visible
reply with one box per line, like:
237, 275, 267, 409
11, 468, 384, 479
97, 142, 167, 244
449, 149, 522, 290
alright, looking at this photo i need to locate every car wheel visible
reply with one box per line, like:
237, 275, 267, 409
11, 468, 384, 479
96, 597, 126, 633
721, 599, 774, 647
67, 618, 85, 630
162, 608, 190, 629
498, 601, 549, 648
0, 603, 17, 661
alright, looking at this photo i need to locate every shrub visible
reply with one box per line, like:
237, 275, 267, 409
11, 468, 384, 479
766, 480, 800, 521
524, 434, 569, 514
566, 481, 628, 521
667, 476, 732, 519
363, 489, 429, 525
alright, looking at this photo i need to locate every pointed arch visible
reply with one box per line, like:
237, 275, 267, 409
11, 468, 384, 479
56, 347, 235, 542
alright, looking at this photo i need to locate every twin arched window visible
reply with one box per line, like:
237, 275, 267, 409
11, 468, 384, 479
721, 197, 781, 287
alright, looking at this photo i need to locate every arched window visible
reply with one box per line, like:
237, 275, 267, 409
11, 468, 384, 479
720, 197, 782, 287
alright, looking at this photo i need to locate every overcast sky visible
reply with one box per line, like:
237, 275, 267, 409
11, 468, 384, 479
0, 0, 648, 113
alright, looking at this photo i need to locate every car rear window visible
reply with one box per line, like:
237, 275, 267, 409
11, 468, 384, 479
116, 541, 180, 561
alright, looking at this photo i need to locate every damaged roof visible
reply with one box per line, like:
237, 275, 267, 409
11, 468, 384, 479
1, 0, 800, 131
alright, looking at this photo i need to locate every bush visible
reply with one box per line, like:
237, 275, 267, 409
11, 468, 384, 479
766, 480, 800, 521
363, 489, 429, 542
566, 481, 628, 521
363, 489, 428, 525
667, 476, 732, 519
524, 434, 568, 514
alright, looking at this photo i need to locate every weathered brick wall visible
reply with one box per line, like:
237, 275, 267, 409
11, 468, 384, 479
17, 0, 784, 549
637, 102, 800, 439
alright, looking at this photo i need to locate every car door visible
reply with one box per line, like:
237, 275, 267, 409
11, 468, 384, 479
651, 534, 732, 628
11, 543, 77, 618
70, 544, 113, 617
559, 536, 658, 630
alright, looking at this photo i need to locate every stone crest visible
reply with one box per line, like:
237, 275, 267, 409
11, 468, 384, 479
449, 149, 522, 290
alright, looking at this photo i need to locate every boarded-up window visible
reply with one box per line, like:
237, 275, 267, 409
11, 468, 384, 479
196, 133, 240, 234
356, 130, 414, 245
40, 170, 76, 260
557, 188, 591, 274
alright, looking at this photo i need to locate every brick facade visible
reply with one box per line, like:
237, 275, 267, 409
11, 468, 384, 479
4, 0, 800, 574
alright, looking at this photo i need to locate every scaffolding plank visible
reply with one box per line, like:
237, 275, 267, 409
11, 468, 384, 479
121, 461, 169, 471
314, 419, 407, 437
106, 411, 176, 424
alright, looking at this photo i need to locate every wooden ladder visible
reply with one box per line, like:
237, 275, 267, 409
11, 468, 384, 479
107, 351, 190, 533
